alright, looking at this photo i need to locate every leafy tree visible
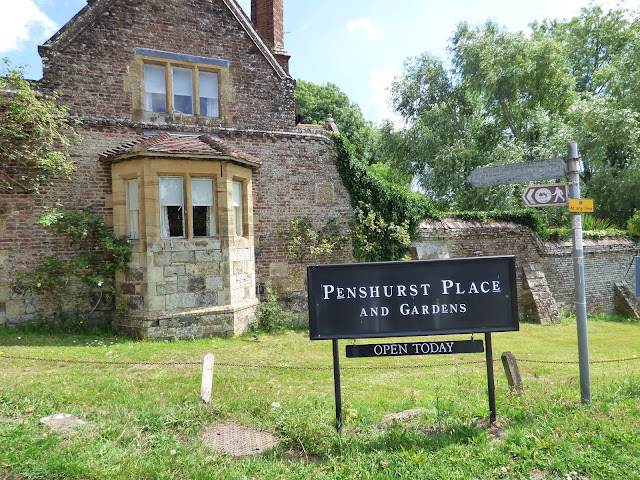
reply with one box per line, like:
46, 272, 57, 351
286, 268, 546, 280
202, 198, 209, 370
384, 6, 640, 225
0, 60, 77, 193
295, 80, 377, 161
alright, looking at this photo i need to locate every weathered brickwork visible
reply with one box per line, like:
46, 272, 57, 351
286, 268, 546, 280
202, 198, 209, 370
39, 0, 295, 131
414, 219, 639, 316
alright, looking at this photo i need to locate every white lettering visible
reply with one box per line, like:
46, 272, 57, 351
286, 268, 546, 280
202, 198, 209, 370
445, 342, 454, 353
346, 287, 356, 299
336, 287, 345, 299
421, 284, 431, 295
481, 281, 490, 293
370, 286, 380, 298
381, 306, 389, 316
432, 304, 440, 314
397, 285, 407, 296
442, 280, 454, 294
400, 303, 410, 315
456, 283, 466, 294
493, 281, 501, 292
409, 284, 418, 297
399, 344, 408, 355
442, 304, 448, 314
383, 286, 394, 297
422, 305, 430, 314
460, 303, 467, 313
359, 286, 368, 298
360, 308, 368, 317
374, 345, 383, 355
468, 282, 479, 294
322, 284, 334, 300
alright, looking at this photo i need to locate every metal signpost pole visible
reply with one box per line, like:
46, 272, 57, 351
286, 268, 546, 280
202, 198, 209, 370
567, 142, 591, 404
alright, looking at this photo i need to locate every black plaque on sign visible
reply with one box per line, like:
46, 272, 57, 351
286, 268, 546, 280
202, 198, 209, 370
346, 340, 484, 358
308, 256, 518, 340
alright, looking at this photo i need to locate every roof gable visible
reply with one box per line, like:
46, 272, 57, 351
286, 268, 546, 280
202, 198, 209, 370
39, 0, 289, 79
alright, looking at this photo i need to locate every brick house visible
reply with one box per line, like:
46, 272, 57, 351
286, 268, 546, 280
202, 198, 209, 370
0, 0, 353, 337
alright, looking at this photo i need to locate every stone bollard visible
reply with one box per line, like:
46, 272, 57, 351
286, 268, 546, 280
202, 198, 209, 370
501, 351, 524, 394
200, 353, 215, 404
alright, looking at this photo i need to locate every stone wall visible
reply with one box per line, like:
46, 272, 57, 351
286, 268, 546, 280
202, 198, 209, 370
413, 218, 639, 316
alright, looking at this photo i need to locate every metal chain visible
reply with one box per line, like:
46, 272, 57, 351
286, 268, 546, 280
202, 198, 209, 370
2, 353, 639, 370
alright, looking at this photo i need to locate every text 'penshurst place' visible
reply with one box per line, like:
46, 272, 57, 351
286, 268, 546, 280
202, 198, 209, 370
321, 279, 502, 318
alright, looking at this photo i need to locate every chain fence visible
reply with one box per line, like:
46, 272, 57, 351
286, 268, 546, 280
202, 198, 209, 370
2, 353, 639, 370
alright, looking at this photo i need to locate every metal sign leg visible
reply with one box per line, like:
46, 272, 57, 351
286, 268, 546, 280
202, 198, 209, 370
485, 332, 496, 423
332, 339, 343, 433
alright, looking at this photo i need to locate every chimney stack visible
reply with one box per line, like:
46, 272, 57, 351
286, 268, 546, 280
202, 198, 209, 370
251, 0, 290, 72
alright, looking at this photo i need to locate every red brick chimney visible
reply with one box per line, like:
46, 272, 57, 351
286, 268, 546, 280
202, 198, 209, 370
251, 0, 290, 72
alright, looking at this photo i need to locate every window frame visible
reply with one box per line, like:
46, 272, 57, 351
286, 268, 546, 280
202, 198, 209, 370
191, 177, 217, 238
143, 61, 221, 118
232, 180, 243, 237
125, 178, 140, 240
159, 175, 186, 239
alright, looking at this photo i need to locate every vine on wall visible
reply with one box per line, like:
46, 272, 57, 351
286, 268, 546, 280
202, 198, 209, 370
15, 206, 131, 324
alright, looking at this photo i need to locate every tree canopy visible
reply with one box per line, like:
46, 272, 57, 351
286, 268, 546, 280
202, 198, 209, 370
294, 80, 377, 162
0, 61, 77, 194
384, 5, 640, 226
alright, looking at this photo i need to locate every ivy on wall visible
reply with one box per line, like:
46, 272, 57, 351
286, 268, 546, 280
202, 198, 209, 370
332, 133, 436, 261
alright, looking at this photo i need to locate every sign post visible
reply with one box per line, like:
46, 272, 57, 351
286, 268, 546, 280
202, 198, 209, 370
567, 143, 591, 404
467, 143, 591, 405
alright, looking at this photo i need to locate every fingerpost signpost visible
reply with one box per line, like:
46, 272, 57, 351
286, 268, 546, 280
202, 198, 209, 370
468, 142, 592, 404
308, 256, 519, 431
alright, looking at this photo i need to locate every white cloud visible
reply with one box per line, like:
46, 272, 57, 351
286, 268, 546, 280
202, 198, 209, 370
364, 63, 404, 127
0, 0, 57, 53
347, 18, 387, 42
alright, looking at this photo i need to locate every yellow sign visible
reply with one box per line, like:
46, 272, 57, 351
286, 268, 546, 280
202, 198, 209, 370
569, 199, 594, 213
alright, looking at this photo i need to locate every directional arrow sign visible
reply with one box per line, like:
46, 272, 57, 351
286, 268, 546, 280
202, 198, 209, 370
467, 157, 568, 187
522, 183, 568, 207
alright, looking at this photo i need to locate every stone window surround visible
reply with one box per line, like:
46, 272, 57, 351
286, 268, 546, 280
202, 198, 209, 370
129, 48, 232, 126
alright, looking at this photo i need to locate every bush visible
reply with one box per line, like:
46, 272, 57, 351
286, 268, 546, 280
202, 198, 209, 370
249, 288, 291, 334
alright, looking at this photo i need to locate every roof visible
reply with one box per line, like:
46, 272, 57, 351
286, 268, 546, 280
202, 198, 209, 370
100, 132, 262, 168
38, 0, 290, 80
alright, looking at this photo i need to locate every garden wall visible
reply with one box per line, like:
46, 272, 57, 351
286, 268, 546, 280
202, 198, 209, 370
412, 218, 639, 316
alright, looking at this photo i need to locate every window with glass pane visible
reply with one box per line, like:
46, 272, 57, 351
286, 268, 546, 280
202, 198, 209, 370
159, 176, 184, 238
199, 71, 219, 117
191, 178, 215, 237
126, 178, 140, 239
232, 181, 243, 236
172, 67, 193, 115
144, 64, 167, 113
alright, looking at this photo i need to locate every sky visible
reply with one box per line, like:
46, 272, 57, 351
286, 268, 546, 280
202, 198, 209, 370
1, 0, 639, 126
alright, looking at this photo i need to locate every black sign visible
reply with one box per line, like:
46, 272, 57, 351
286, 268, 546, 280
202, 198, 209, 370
346, 339, 484, 358
308, 256, 518, 340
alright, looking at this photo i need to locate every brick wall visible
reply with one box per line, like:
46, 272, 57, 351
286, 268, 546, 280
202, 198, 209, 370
413, 219, 639, 316
39, 0, 295, 131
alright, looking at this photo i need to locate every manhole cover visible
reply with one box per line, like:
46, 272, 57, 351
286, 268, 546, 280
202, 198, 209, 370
201, 421, 280, 457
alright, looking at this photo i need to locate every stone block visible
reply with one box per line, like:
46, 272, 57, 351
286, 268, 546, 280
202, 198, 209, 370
206, 277, 224, 291
166, 293, 196, 309
195, 292, 217, 307
147, 266, 165, 283
196, 250, 223, 262
156, 281, 177, 295
154, 251, 173, 266
172, 250, 196, 263
164, 265, 186, 277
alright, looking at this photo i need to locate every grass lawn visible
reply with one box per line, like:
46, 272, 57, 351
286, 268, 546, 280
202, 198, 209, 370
1, 316, 639, 479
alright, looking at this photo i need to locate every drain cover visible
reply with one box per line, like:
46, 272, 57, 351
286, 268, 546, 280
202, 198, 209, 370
201, 421, 280, 457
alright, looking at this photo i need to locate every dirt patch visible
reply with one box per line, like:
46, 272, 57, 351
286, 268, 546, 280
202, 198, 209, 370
476, 418, 508, 443
200, 421, 280, 457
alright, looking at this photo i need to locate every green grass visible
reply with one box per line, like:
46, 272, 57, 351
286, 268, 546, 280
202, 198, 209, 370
1, 316, 639, 479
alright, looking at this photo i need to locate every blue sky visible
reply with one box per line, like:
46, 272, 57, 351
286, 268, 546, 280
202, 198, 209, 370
1, 0, 638, 125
